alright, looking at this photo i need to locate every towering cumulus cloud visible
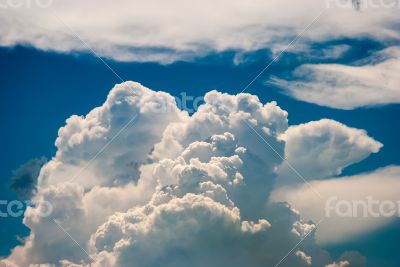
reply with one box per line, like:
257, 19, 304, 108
2, 82, 372, 266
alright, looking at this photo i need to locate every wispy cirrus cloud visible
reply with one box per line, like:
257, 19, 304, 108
271, 46, 400, 109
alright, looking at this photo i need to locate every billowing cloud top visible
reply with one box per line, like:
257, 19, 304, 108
0, 0, 398, 62
1, 82, 385, 267
276, 119, 382, 186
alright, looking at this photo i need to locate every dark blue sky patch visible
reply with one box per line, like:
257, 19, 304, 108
325, 219, 400, 267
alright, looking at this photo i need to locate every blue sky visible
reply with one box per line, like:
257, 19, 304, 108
0, 2, 399, 266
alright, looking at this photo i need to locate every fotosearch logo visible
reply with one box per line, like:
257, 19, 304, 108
0, 0, 53, 9
325, 0, 400, 9
0, 200, 53, 218
325, 196, 400, 218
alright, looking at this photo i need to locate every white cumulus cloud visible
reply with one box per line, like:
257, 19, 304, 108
276, 119, 382, 187
1, 82, 378, 267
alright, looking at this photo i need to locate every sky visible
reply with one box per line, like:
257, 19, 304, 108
0, 1, 399, 267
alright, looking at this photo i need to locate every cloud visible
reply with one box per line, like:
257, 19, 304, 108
0, 0, 398, 62
1, 82, 365, 267
276, 119, 382, 187
90, 194, 313, 267
324, 251, 365, 267
50, 82, 184, 187
10, 157, 47, 200
326, 261, 350, 267
272, 46, 400, 109
271, 166, 400, 244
